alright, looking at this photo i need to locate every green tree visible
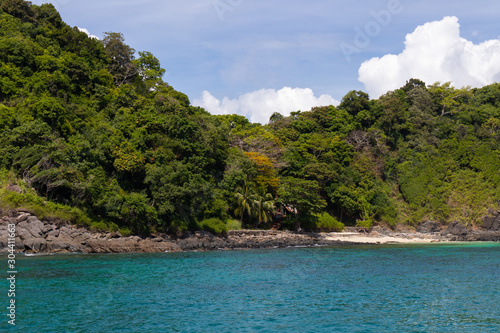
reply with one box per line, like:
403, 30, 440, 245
145, 161, 216, 229
278, 177, 326, 230
253, 187, 275, 227
0, 0, 34, 21
401, 78, 426, 93
102, 32, 137, 86
269, 112, 284, 123
339, 90, 370, 116
234, 181, 256, 223
428, 82, 472, 117
134, 51, 165, 87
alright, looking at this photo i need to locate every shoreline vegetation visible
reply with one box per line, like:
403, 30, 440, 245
1, 210, 499, 254
1, 1, 500, 240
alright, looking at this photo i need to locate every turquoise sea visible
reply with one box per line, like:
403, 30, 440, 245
3, 243, 500, 332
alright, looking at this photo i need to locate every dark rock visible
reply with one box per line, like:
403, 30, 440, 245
481, 215, 500, 231
370, 226, 392, 235
417, 220, 441, 233
473, 234, 500, 241
442, 221, 469, 236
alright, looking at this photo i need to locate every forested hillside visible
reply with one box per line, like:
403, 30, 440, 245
1, 0, 499, 235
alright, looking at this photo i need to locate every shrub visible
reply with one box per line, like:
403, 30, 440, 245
298, 215, 319, 232
119, 227, 132, 237
317, 212, 344, 232
225, 219, 242, 230
0, 178, 94, 228
199, 218, 228, 236
90, 221, 109, 232
356, 219, 373, 231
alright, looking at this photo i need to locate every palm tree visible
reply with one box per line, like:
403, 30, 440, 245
234, 182, 257, 222
254, 187, 275, 227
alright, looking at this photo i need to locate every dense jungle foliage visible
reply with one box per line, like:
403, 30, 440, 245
1, 0, 499, 235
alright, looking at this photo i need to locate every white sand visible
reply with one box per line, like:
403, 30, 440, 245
322, 232, 444, 244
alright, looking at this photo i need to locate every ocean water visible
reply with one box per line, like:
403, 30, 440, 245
3, 243, 500, 332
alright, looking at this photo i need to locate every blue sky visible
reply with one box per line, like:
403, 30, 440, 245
31, 0, 500, 123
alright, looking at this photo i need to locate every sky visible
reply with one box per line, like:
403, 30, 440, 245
30, 0, 500, 123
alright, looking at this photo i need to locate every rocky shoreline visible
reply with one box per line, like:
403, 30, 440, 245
1, 210, 499, 254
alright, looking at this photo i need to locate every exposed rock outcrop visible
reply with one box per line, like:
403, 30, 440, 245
482, 213, 500, 232
417, 220, 442, 233
0, 211, 181, 254
438, 217, 500, 242
441, 221, 470, 237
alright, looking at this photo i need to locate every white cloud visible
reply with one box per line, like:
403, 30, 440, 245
193, 87, 339, 124
358, 16, 500, 98
77, 27, 99, 40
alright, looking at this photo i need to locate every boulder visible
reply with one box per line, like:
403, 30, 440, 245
442, 221, 469, 236
24, 238, 47, 253
46, 229, 60, 238
105, 231, 122, 239
41, 224, 55, 234
16, 227, 35, 241
26, 221, 44, 238
471, 233, 500, 241
47, 241, 73, 253
27, 216, 40, 223
417, 220, 441, 233
14, 237, 24, 250
59, 226, 77, 239
481, 215, 500, 231
15, 213, 30, 223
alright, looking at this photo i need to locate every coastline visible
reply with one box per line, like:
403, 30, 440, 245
1, 211, 499, 254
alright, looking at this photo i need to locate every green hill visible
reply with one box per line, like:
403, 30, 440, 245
1, 0, 499, 235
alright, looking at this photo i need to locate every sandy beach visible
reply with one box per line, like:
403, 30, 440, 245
321, 232, 444, 244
